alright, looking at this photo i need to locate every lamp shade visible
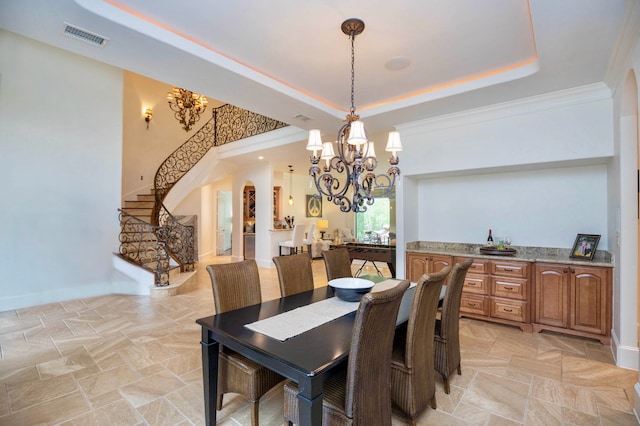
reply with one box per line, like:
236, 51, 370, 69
347, 120, 367, 145
385, 131, 403, 154
306, 129, 323, 152
366, 141, 376, 159
317, 219, 329, 229
321, 142, 335, 159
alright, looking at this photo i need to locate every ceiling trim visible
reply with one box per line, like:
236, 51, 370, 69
397, 83, 611, 136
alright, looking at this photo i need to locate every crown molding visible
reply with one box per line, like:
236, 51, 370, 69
397, 83, 611, 135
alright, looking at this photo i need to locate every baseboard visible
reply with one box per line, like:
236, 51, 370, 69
0, 282, 113, 312
611, 327, 640, 370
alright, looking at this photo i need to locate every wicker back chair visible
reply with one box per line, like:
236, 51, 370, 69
434, 258, 473, 394
322, 247, 353, 281
390, 267, 450, 425
283, 280, 411, 425
206, 260, 284, 426
273, 253, 315, 297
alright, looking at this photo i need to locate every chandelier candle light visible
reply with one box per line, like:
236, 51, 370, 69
166, 87, 208, 132
306, 18, 402, 213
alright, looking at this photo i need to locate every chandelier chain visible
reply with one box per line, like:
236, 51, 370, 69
350, 31, 356, 116
306, 18, 401, 213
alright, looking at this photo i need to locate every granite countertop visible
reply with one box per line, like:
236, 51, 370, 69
269, 228, 293, 232
405, 241, 614, 267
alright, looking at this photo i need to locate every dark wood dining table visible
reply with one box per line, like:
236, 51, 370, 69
196, 279, 444, 426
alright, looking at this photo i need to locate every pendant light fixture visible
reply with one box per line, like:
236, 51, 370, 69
166, 87, 208, 132
306, 18, 402, 213
287, 165, 294, 206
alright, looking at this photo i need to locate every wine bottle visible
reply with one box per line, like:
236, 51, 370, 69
487, 229, 494, 246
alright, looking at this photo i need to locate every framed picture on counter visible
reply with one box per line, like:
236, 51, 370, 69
570, 233, 600, 260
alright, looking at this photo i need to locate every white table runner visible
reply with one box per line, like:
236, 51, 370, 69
244, 279, 414, 341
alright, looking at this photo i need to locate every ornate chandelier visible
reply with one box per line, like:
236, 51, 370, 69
166, 87, 208, 131
306, 18, 402, 213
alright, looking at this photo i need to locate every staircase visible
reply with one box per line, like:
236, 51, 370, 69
116, 103, 289, 289
122, 192, 154, 223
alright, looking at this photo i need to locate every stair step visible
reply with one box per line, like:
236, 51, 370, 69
122, 207, 152, 214
124, 200, 155, 208
136, 194, 156, 202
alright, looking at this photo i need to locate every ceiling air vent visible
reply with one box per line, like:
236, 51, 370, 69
63, 23, 109, 47
293, 114, 311, 122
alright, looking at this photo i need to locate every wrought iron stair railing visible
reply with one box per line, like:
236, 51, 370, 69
119, 103, 288, 286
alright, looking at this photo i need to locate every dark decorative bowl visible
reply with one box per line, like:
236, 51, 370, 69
329, 278, 375, 302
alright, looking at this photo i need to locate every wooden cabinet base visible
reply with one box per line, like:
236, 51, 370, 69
532, 323, 610, 345
407, 252, 612, 345
462, 313, 533, 333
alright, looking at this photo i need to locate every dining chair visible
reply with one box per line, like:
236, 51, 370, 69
272, 253, 315, 297
301, 223, 316, 258
206, 260, 284, 426
390, 267, 450, 425
322, 247, 353, 281
279, 224, 306, 255
283, 280, 411, 425
434, 257, 473, 394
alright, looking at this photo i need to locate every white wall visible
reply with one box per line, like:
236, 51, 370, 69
396, 85, 614, 257
0, 30, 125, 311
416, 165, 608, 248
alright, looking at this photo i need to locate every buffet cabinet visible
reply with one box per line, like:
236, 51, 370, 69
406, 252, 453, 282
406, 252, 613, 342
454, 256, 532, 332
533, 263, 611, 344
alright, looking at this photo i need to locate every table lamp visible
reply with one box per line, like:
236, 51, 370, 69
317, 219, 329, 239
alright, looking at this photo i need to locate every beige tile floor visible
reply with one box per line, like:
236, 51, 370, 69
1, 255, 638, 425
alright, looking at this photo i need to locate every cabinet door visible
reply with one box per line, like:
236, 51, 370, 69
535, 264, 568, 328
430, 254, 453, 273
571, 267, 609, 335
406, 254, 428, 282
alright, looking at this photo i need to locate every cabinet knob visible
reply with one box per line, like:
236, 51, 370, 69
563, 269, 568, 273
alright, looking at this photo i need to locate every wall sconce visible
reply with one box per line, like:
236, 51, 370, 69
144, 108, 153, 129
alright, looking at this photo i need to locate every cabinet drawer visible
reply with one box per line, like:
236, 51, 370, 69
463, 274, 489, 295
456, 257, 489, 274
490, 261, 529, 278
491, 298, 527, 322
490, 276, 528, 300
460, 294, 489, 316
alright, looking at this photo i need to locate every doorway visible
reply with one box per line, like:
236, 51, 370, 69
217, 191, 232, 255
